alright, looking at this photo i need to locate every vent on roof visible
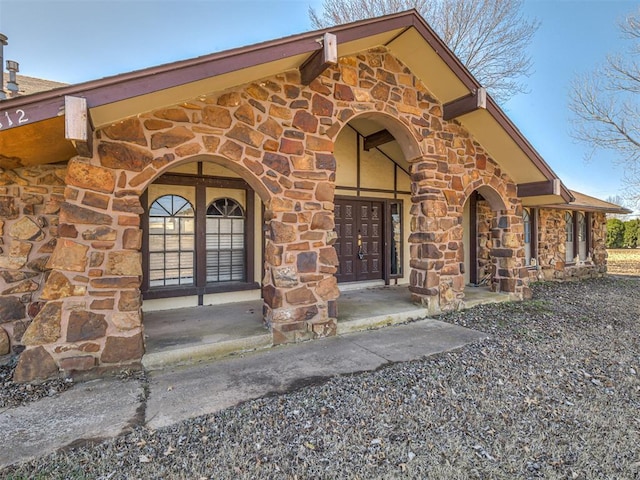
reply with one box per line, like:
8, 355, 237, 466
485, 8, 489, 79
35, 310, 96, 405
0, 33, 7, 100
6, 60, 19, 96
0, 34, 20, 99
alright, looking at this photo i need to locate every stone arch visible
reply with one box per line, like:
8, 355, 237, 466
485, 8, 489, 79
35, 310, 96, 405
471, 185, 508, 212
135, 153, 273, 206
335, 110, 425, 162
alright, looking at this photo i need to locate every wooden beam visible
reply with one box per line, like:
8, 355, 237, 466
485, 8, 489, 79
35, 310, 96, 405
443, 87, 487, 121
363, 129, 395, 151
517, 179, 561, 197
300, 33, 337, 85
65, 96, 93, 157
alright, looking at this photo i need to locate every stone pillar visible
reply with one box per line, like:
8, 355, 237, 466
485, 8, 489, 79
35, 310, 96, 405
12, 159, 145, 382
262, 192, 339, 344
0, 165, 66, 377
408, 155, 449, 314
489, 212, 527, 300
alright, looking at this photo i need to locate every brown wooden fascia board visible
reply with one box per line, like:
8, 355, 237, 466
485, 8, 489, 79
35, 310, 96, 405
0, 13, 418, 116
541, 203, 632, 214
0, 8, 576, 206
0, 10, 469, 129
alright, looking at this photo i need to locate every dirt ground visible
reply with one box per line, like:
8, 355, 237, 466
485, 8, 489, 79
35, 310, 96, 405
606, 248, 640, 276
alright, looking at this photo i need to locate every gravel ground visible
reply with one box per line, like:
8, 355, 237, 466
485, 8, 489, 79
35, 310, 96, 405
2, 276, 640, 479
0, 357, 73, 409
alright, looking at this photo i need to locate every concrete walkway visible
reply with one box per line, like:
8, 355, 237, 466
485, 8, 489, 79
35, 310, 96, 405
0, 318, 489, 469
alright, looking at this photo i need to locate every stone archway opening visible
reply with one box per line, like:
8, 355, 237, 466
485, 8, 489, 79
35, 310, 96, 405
331, 111, 424, 326
138, 155, 270, 363
334, 112, 421, 283
462, 185, 512, 294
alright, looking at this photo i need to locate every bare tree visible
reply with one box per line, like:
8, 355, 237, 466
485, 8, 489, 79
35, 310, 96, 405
309, 0, 539, 103
606, 195, 633, 220
570, 9, 640, 205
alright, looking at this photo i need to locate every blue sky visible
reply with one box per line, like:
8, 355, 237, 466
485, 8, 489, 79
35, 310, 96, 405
0, 0, 638, 212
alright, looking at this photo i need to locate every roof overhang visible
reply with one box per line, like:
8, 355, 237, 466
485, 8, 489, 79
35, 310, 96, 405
541, 190, 633, 214
0, 10, 571, 203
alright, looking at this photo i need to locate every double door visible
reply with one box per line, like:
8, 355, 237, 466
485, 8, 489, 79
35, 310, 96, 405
334, 198, 383, 283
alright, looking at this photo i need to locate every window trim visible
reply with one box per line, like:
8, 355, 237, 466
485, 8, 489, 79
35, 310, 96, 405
523, 207, 538, 267
573, 210, 592, 262
205, 197, 246, 284
387, 200, 404, 280
147, 194, 196, 288
141, 167, 257, 301
565, 211, 575, 264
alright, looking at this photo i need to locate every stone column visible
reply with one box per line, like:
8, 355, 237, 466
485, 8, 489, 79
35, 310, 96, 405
262, 191, 339, 344
408, 156, 448, 314
490, 211, 528, 300
13, 159, 145, 382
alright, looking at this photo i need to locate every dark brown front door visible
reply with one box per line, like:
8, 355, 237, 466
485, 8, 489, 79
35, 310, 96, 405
334, 198, 383, 283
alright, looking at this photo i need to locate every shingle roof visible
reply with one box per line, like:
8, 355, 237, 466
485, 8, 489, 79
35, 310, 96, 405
2, 73, 67, 97
543, 190, 633, 214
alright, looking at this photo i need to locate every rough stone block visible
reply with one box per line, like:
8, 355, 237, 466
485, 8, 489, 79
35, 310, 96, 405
22, 301, 62, 345
106, 251, 142, 276
100, 333, 144, 364
13, 346, 59, 383
270, 221, 296, 244
296, 251, 317, 273
67, 161, 116, 193
285, 286, 316, 305
272, 266, 298, 288
103, 117, 147, 145
0, 296, 26, 322
47, 239, 89, 272
9, 217, 44, 241
112, 311, 142, 331
60, 355, 96, 372
98, 142, 153, 172
66, 310, 108, 342
0, 327, 9, 355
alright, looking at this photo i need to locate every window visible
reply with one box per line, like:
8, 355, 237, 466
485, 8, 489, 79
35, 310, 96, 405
148, 195, 195, 287
577, 212, 587, 261
522, 208, 537, 267
565, 211, 574, 263
206, 198, 245, 282
523, 208, 532, 266
390, 201, 402, 276
142, 165, 257, 300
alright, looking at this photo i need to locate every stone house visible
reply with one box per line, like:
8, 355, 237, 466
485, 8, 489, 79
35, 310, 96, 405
0, 11, 629, 382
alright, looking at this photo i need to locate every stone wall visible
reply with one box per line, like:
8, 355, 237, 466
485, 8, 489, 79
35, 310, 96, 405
476, 199, 494, 285
3, 47, 533, 381
407, 126, 529, 311
0, 165, 66, 363
532, 209, 607, 281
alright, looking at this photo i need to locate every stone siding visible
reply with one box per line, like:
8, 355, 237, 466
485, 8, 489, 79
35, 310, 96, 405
531, 209, 607, 281
1, 47, 597, 381
0, 166, 66, 363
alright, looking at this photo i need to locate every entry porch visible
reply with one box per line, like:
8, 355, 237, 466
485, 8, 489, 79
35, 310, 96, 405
142, 284, 509, 369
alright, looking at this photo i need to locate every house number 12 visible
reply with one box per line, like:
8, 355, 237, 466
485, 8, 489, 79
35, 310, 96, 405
0, 109, 29, 129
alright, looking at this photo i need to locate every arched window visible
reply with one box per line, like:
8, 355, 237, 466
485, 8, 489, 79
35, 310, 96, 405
523, 208, 532, 266
206, 198, 245, 282
148, 195, 195, 287
565, 211, 574, 263
577, 212, 587, 261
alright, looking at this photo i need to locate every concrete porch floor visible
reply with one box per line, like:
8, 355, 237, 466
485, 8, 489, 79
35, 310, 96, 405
142, 284, 510, 369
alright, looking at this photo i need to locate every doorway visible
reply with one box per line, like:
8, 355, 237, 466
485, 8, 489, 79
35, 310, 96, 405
334, 198, 384, 283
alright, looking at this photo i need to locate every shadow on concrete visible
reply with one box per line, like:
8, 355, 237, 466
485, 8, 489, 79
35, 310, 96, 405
142, 284, 509, 369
